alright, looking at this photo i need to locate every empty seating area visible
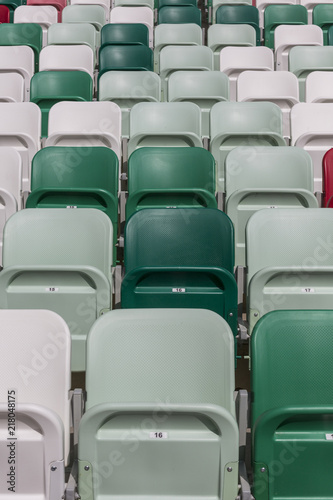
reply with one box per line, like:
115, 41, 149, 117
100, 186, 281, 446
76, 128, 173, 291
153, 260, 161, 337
0, 0, 333, 499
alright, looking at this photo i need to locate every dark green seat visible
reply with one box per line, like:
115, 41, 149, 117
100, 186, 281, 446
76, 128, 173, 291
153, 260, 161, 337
26, 147, 119, 266
0, 0, 25, 21
126, 147, 217, 219
264, 4, 308, 48
251, 310, 333, 500
0, 22, 42, 71
313, 4, 333, 45
216, 4, 260, 45
328, 24, 333, 46
158, 5, 201, 25
99, 44, 154, 78
30, 70, 93, 138
100, 23, 149, 50
121, 207, 238, 337
158, 0, 197, 7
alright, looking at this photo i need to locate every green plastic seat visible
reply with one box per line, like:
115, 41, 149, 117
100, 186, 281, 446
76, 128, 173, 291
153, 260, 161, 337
208, 24, 256, 70
78, 308, 238, 500
115, 0, 154, 7
62, 4, 106, 47
26, 147, 119, 266
225, 146, 318, 267
158, 5, 202, 25
121, 208, 238, 336
246, 208, 333, 334
313, 4, 333, 45
30, 70, 93, 138
0, 208, 113, 371
216, 5, 260, 46
98, 44, 154, 78
327, 24, 333, 46
0, 22, 42, 72
159, 0, 197, 7
251, 309, 333, 500
100, 22, 149, 49
210, 101, 286, 193
126, 147, 217, 219
264, 4, 308, 49
0, 0, 26, 21
211, 0, 252, 24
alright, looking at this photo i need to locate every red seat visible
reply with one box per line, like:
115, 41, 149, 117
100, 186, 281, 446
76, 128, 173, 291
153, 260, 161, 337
323, 148, 333, 207
0, 5, 10, 22
26, 0, 66, 21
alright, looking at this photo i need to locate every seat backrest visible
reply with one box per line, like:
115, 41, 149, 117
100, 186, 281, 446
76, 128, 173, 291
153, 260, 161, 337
0, 4, 9, 22
100, 22, 149, 48
110, 6, 154, 46
47, 21, 96, 52
322, 147, 333, 207
158, 4, 202, 25
264, 4, 308, 48
0, 45, 34, 101
274, 24, 323, 71
215, 4, 260, 45
208, 24, 256, 70
14, 5, 58, 46
39, 44, 94, 77
305, 70, 333, 103
26, 0, 66, 21
70, 0, 110, 22
62, 4, 106, 32
212, 0, 252, 24
98, 44, 154, 75
256, 0, 297, 28
0, 22, 43, 72
300, 0, 333, 22
0, 72, 24, 102
313, 3, 333, 43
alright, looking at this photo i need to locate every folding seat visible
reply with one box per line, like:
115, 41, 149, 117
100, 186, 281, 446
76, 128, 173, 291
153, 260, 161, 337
26, 146, 119, 265
62, 4, 106, 47
210, 101, 286, 194
99, 44, 154, 78
208, 24, 256, 70
127, 102, 203, 157
305, 71, 333, 103
313, 4, 333, 45
219, 46, 273, 102
0, 208, 113, 371
0, 46, 34, 102
154, 23, 202, 72
0, 0, 23, 21
289, 45, 333, 102
0, 102, 41, 193
0, 309, 71, 498
98, 70, 161, 138
237, 70, 299, 140
71, 0, 111, 23
27, 0, 66, 22
246, 208, 333, 334
291, 102, 333, 193
110, 6, 154, 47
0, 23, 42, 72
159, 45, 213, 100
14, 5, 58, 46
30, 70, 93, 138
158, 4, 202, 25
225, 146, 317, 267
256, 0, 297, 28
264, 4, 308, 49
158, 0, 197, 7
126, 147, 217, 219
211, 0, 252, 24
39, 44, 94, 79
274, 24, 323, 71
0, 73, 24, 102
251, 309, 333, 500
0, 4, 10, 22
116, 0, 154, 7
300, 0, 332, 23
215, 5, 260, 46
121, 208, 238, 335
323, 147, 333, 207
46, 101, 122, 162
78, 308, 239, 500
100, 22, 149, 49
47, 22, 97, 66
168, 70, 229, 138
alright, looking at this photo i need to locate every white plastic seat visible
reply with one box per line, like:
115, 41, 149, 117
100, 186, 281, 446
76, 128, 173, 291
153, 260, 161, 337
0, 102, 41, 193
46, 101, 122, 160
291, 102, 333, 193
237, 70, 299, 141
110, 6, 154, 48
274, 25, 323, 71
208, 24, 256, 71
257, 0, 297, 27
14, 5, 58, 46
305, 71, 333, 103
220, 46, 274, 101
47, 22, 97, 64
39, 44, 94, 79
0, 73, 24, 102
0, 309, 71, 497
70, 0, 111, 22
0, 46, 34, 101
300, 0, 332, 22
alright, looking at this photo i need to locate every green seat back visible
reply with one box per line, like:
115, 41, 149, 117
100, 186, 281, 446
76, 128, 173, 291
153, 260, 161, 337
99, 44, 154, 78
26, 147, 119, 265
215, 4, 260, 45
126, 147, 217, 218
100, 22, 149, 49
327, 24, 333, 46
0, 22, 42, 71
30, 70, 93, 137
158, 0, 197, 7
158, 5, 202, 25
251, 310, 333, 500
313, 4, 333, 45
264, 4, 308, 48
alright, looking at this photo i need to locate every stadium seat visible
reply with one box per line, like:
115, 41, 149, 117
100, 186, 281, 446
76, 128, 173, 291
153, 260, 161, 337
158, 4, 201, 25
0, 23, 42, 72
208, 24, 256, 70
264, 4, 308, 49
0, 73, 24, 102
99, 44, 154, 77
211, 0, 251, 24
14, 5, 58, 46
251, 309, 333, 500
110, 6, 154, 47
39, 44, 94, 78
116, 0, 154, 7
225, 146, 317, 266
158, 0, 197, 7
70, 0, 110, 22
0, 46, 34, 101
313, 4, 333, 45
0, 0, 24, 21
300, 0, 332, 23
215, 5, 260, 46
256, 0, 297, 28
62, 4, 105, 47
0, 208, 113, 371
78, 308, 239, 500
121, 208, 238, 335
47, 22, 97, 65
274, 24, 323, 71
322, 147, 333, 207
0, 309, 71, 497
305, 71, 333, 102
0, 4, 9, 22
27, 0, 66, 22
210, 101, 286, 193
100, 22, 149, 49
126, 147, 217, 219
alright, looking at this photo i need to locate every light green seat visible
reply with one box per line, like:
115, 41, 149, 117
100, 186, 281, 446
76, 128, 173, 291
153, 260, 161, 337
115, 0, 154, 8
208, 24, 256, 70
128, 102, 203, 156
251, 309, 333, 500
0, 208, 113, 371
210, 101, 286, 193
264, 4, 308, 49
126, 147, 217, 219
215, 4, 260, 45
62, 5, 106, 47
78, 308, 238, 500
0, 22, 42, 72
98, 70, 161, 138
313, 4, 333, 45
289, 45, 333, 101
47, 22, 97, 65
225, 146, 318, 267
246, 208, 333, 334
168, 70, 229, 138
154, 23, 202, 73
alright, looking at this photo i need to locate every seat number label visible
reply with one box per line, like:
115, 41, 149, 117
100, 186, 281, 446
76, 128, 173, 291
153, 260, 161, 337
66, 206, 77, 209
46, 287, 59, 292
172, 288, 185, 293
302, 288, 314, 293
150, 432, 168, 439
